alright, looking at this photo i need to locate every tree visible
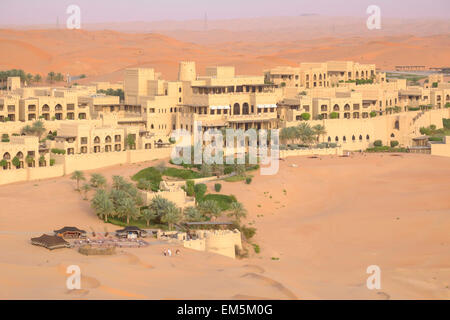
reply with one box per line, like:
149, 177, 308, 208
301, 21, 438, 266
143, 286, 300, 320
184, 206, 204, 222
71, 170, 85, 191
91, 189, 115, 222
155, 161, 166, 174
126, 134, 136, 150
90, 173, 107, 188
47, 72, 55, 83
112, 175, 128, 191
22, 120, 46, 140
141, 208, 158, 227
198, 200, 222, 221
200, 163, 212, 177
228, 202, 247, 224
297, 122, 316, 145
149, 196, 175, 218
234, 164, 246, 177
300, 113, 311, 121
116, 197, 140, 225
312, 124, 327, 143
161, 204, 182, 230
33, 74, 42, 83
81, 183, 91, 200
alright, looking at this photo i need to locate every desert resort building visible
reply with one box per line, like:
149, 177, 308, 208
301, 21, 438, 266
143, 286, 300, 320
1, 60, 449, 186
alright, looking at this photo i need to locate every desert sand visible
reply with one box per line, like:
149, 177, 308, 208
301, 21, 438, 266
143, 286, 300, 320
0, 20, 449, 82
0, 153, 449, 299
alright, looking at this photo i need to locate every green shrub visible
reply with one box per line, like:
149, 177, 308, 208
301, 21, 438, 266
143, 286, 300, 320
408, 106, 420, 111
186, 180, 195, 196
428, 136, 443, 142
240, 225, 256, 240
390, 140, 399, 148
194, 183, 207, 200
300, 113, 311, 121
12, 157, 20, 168
369, 111, 377, 118
253, 244, 260, 254
245, 177, 252, 184
224, 166, 234, 175
443, 118, 450, 129
1, 134, 9, 142
214, 183, 222, 192
50, 159, 55, 166
0, 159, 7, 167
51, 148, 66, 155
329, 112, 339, 119
201, 194, 237, 211
373, 140, 383, 147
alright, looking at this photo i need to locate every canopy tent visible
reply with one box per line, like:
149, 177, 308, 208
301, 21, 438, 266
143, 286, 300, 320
209, 105, 230, 110
257, 104, 277, 109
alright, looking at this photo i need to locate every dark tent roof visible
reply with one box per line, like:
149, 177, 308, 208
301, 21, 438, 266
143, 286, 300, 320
31, 234, 70, 250
54, 226, 86, 234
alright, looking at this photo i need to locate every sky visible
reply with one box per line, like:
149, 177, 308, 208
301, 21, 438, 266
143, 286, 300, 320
0, 0, 449, 25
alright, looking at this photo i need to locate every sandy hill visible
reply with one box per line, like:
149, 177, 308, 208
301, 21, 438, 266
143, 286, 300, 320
0, 26, 448, 82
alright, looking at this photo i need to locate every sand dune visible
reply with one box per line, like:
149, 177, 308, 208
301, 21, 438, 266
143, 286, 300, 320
0, 27, 448, 82
0, 153, 449, 299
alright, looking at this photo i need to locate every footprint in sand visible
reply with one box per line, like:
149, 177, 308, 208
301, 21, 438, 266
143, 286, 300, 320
240, 272, 298, 300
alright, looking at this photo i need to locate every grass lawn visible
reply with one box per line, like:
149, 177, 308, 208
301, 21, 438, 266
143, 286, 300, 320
132, 166, 204, 187
224, 174, 253, 182
200, 194, 237, 211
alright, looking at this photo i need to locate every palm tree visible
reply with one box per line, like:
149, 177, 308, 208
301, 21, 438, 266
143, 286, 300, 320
47, 72, 55, 83
90, 173, 107, 188
228, 202, 247, 224
198, 200, 222, 221
141, 208, 157, 227
71, 170, 85, 191
81, 183, 91, 200
117, 197, 140, 225
33, 74, 42, 83
184, 206, 204, 222
161, 204, 182, 230
91, 189, 115, 222
297, 123, 316, 145
200, 163, 212, 177
149, 196, 175, 218
312, 124, 327, 143
112, 175, 128, 191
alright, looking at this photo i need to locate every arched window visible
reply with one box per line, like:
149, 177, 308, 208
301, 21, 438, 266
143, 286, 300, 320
359, 135, 363, 140
242, 103, 249, 115
16, 152, 24, 159
328, 136, 331, 142
55, 104, 63, 111
366, 135, 370, 140
391, 133, 395, 138
94, 136, 100, 144
333, 104, 340, 111
343, 136, 346, 142
335, 136, 339, 142
233, 103, 240, 115
344, 104, 350, 111
352, 135, 355, 141
3, 152, 10, 160
394, 120, 400, 130
105, 136, 112, 143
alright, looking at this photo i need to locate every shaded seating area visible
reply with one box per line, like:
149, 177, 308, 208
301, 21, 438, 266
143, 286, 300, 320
31, 234, 70, 250
115, 226, 147, 239
54, 226, 87, 239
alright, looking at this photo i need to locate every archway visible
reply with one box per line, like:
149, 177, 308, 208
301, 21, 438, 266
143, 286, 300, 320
233, 103, 240, 115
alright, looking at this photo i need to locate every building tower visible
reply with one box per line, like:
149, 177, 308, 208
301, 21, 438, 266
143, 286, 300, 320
178, 61, 197, 82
